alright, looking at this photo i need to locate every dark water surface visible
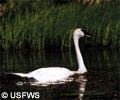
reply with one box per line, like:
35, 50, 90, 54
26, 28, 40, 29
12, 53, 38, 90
0, 48, 119, 100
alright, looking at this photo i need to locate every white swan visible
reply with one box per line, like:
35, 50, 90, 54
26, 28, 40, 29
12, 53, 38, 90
12, 28, 90, 84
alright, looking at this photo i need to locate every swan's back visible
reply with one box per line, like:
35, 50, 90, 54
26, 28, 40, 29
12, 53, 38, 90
26, 67, 74, 83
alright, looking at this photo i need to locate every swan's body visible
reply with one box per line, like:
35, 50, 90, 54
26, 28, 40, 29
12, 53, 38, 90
14, 67, 74, 83
12, 28, 90, 84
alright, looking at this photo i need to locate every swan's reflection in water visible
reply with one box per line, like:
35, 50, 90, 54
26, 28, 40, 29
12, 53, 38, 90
78, 76, 87, 100
0, 74, 87, 100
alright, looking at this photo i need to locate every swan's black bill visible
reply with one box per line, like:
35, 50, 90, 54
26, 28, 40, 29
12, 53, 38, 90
81, 29, 91, 37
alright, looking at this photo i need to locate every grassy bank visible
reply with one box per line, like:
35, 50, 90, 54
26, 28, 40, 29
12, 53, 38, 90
0, 0, 119, 50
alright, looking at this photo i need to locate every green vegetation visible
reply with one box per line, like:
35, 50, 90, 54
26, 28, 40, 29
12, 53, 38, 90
0, 0, 119, 50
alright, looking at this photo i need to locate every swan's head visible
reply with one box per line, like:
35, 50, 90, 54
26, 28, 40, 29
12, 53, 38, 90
73, 28, 91, 40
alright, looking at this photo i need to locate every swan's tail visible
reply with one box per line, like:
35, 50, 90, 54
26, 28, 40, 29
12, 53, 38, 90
0, 73, 28, 82
11, 73, 27, 77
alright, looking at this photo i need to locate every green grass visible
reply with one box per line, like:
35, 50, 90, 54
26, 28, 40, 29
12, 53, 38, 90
0, 0, 119, 50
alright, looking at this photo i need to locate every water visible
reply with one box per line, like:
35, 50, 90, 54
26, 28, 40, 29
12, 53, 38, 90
0, 48, 119, 100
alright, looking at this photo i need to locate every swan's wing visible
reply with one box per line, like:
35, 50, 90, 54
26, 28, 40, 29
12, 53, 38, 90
28, 67, 74, 83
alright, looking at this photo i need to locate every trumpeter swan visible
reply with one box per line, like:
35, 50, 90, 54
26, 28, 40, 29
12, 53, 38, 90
12, 28, 91, 84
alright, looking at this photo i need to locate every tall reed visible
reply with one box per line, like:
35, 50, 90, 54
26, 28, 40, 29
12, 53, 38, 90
0, 0, 119, 50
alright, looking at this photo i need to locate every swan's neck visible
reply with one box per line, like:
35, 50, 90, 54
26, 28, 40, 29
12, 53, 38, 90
74, 38, 87, 73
